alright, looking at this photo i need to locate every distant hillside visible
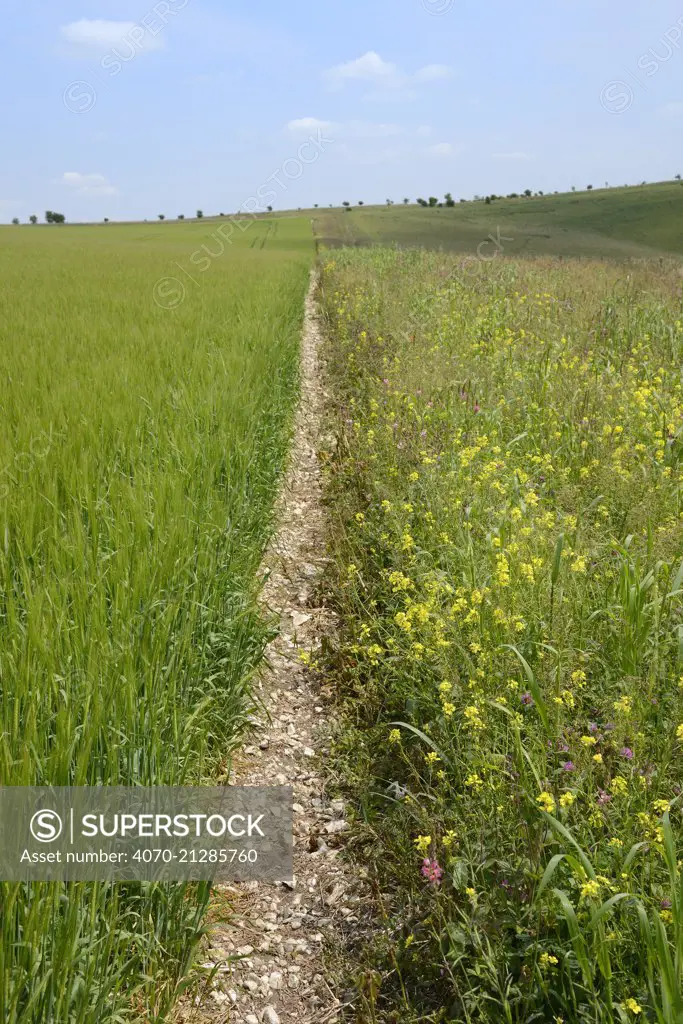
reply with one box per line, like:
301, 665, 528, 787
312, 180, 683, 261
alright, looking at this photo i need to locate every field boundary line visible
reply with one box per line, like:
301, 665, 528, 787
175, 270, 364, 1024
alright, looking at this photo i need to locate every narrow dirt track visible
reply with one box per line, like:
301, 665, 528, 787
179, 271, 361, 1024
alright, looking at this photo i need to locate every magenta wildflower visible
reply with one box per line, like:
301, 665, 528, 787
620, 747, 634, 760
521, 692, 533, 706
421, 857, 443, 886
597, 789, 612, 806
561, 761, 575, 772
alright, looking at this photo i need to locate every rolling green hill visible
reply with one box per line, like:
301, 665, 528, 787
313, 180, 683, 261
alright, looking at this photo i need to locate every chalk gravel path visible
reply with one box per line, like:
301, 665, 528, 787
178, 272, 362, 1024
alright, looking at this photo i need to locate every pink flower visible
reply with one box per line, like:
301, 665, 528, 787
421, 857, 443, 886
620, 747, 634, 760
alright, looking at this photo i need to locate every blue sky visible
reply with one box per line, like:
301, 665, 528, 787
2, 0, 683, 222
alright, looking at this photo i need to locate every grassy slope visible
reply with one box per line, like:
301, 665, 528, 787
0, 217, 313, 1022
313, 181, 683, 260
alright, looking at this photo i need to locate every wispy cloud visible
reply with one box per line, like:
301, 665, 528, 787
60, 19, 165, 53
346, 121, 401, 138
414, 64, 453, 81
327, 51, 397, 83
287, 117, 334, 133
60, 172, 118, 196
285, 118, 401, 140
492, 151, 535, 161
660, 101, 683, 117
325, 51, 453, 94
426, 142, 455, 157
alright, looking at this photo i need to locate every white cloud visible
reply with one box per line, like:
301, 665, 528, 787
60, 19, 165, 52
492, 151, 535, 161
326, 52, 452, 98
346, 121, 401, 138
414, 64, 452, 81
287, 117, 334, 133
416, 125, 432, 137
426, 142, 454, 157
327, 51, 396, 82
60, 172, 118, 197
660, 101, 683, 117
285, 118, 400, 141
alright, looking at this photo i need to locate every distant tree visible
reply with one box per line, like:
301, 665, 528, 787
314, 203, 319, 208
537, 191, 544, 196
605, 181, 609, 188
444, 192, 455, 207
342, 201, 350, 207
29, 214, 37, 224
587, 184, 593, 190
219, 212, 225, 216
524, 189, 532, 197
416, 197, 427, 206
428, 196, 438, 207
178, 214, 185, 219
267, 205, 273, 212
403, 197, 410, 204
571, 186, 576, 192
45, 211, 65, 223
196, 210, 204, 218
104, 217, 109, 223
158, 214, 165, 220
344, 206, 353, 213
459, 198, 466, 203
485, 196, 491, 205
11, 217, 19, 225
386, 198, 394, 205
676, 174, 681, 180
358, 201, 364, 205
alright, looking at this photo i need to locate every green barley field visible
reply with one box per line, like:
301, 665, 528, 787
0, 217, 312, 1022
321, 248, 683, 1022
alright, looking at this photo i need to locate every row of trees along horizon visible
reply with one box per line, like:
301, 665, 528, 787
8, 178, 683, 223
